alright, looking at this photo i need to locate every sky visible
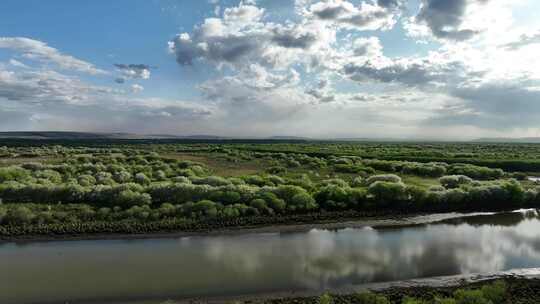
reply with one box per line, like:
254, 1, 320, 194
1, 0, 540, 139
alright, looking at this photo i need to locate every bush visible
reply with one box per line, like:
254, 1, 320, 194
365, 174, 402, 185
171, 176, 191, 183
352, 292, 390, 304
5, 206, 34, 225
453, 289, 490, 304
77, 174, 96, 187
320, 178, 349, 188
191, 200, 219, 218
480, 280, 506, 303
113, 171, 132, 183
116, 190, 152, 207
0, 166, 29, 183
448, 164, 504, 180
319, 293, 333, 304
350, 176, 364, 187
440, 175, 473, 189
401, 162, 447, 177
289, 192, 317, 211
134, 173, 151, 185
258, 192, 286, 212
368, 181, 407, 202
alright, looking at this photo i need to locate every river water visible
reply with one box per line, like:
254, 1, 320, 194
2, 210, 540, 304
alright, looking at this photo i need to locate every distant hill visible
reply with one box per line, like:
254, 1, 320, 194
475, 137, 540, 143
0, 132, 313, 141
0, 131, 180, 140
267, 136, 311, 140
0, 131, 132, 139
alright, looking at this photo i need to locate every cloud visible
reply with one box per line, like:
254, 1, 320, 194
0, 65, 213, 133
0, 37, 107, 75
169, 1, 338, 70
114, 64, 152, 83
427, 83, 540, 130
405, 0, 492, 42
352, 36, 383, 57
501, 30, 540, 50
305, 0, 399, 31
131, 84, 144, 93
8, 59, 29, 69
0, 69, 119, 104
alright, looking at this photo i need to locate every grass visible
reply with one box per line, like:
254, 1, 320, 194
0, 156, 62, 166
162, 152, 265, 177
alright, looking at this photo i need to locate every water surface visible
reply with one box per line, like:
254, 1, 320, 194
2, 210, 540, 304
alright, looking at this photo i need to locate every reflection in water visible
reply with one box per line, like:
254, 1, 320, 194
1, 210, 540, 304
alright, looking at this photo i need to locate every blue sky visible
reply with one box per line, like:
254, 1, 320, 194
1, 0, 540, 138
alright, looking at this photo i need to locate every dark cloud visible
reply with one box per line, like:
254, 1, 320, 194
271, 30, 317, 49
113, 63, 152, 81
171, 33, 265, 66
414, 0, 489, 41
309, 0, 396, 30
343, 61, 437, 86
377, 0, 403, 9
312, 5, 347, 20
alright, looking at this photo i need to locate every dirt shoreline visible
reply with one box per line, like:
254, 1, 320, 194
0, 210, 504, 243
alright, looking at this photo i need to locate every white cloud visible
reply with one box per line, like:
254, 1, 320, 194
0, 37, 107, 75
131, 84, 144, 93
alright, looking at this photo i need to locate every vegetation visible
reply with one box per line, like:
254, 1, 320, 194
2, 140, 540, 238
259, 279, 540, 304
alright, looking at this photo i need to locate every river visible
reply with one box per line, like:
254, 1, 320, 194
2, 210, 540, 304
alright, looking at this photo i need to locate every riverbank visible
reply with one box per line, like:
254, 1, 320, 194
175, 269, 540, 304
0, 209, 517, 243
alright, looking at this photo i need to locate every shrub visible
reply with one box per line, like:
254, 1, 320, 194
242, 175, 268, 186
448, 164, 504, 180
95, 172, 115, 185
368, 181, 407, 202
439, 175, 473, 189
258, 191, 286, 212
365, 174, 402, 185
0, 207, 6, 224
34, 170, 63, 184
401, 162, 447, 177
350, 176, 364, 187
352, 292, 390, 304
319, 293, 333, 304
171, 176, 191, 183
5, 206, 34, 225
191, 200, 219, 218
289, 192, 317, 211
113, 171, 132, 183
480, 280, 506, 303
320, 178, 349, 188
77, 174, 96, 187
116, 190, 152, 207
134, 173, 151, 185
453, 289, 490, 304
267, 175, 285, 185
0, 166, 29, 183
